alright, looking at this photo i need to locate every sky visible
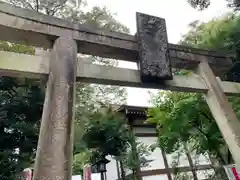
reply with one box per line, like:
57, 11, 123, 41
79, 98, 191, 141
86, 0, 231, 107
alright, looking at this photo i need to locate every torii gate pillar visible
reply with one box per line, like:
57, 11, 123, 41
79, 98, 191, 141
33, 37, 77, 180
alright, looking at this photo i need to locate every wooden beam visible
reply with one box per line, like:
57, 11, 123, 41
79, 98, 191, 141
135, 133, 158, 137
0, 1, 233, 76
139, 164, 215, 177
0, 51, 240, 95
197, 60, 240, 169
185, 149, 198, 180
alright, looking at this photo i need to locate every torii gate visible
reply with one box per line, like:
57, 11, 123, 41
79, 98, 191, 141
0, 1, 240, 179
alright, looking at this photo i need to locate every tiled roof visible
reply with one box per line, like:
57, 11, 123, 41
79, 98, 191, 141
117, 105, 150, 117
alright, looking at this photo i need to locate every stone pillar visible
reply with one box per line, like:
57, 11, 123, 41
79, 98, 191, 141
198, 60, 240, 169
33, 37, 77, 180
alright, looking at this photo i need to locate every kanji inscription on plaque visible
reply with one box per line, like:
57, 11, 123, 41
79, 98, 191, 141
136, 12, 172, 82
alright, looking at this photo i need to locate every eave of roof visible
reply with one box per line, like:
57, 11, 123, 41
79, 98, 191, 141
116, 104, 151, 117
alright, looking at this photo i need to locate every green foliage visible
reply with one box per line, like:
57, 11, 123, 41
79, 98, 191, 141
122, 139, 152, 171
187, 0, 240, 10
148, 89, 240, 165
0, 33, 43, 179
78, 107, 153, 179
180, 13, 240, 82
82, 106, 130, 159
0, 41, 34, 55
173, 173, 192, 180
72, 151, 92, 175
148, 91, 225, 156
180, 13, 238, 51
0, 77, 44, 180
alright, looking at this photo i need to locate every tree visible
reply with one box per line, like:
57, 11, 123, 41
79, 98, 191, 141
187, 0, 240, 10
148, 91, 233, 179
0, 0, 129, 178
72, 106, 132, 177
0, 41, 44, 180
122, 138, 153, 179
148, 92, 225, 158
78, 105, 153, 179
179, 13, 238, 52
148, 13, 240, 179
180, 13, 240, 82
72, 151, 91, 175
82, 106, 130, 159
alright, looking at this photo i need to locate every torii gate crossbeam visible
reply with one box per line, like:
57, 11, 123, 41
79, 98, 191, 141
0, 1, 240, 180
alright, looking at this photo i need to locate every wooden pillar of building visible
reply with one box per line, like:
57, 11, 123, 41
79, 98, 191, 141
129, 125, 143, 180
33, 37, 77, 180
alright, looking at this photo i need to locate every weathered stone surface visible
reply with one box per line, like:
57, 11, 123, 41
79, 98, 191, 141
198, 61, 240, 170
33, 37, 77, 180
136, 12, 172, 82
0, 2, 233, 75
0, 51, 239, 95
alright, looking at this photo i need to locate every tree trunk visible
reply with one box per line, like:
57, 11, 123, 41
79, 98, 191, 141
33, 37, 77, 180
184, 145, 198, 180
215, 148, 227, 165
132, 169, 136, 180
130, 133, 142, 180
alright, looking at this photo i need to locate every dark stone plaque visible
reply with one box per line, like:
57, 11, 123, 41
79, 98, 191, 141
136, 12, 172, 83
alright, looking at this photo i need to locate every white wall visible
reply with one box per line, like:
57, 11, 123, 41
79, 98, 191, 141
72, 174, 101, 180
143, 174, 168, 180
138, 136, 166, 170
106, 155, 118, 180
135, 128, 168, 180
